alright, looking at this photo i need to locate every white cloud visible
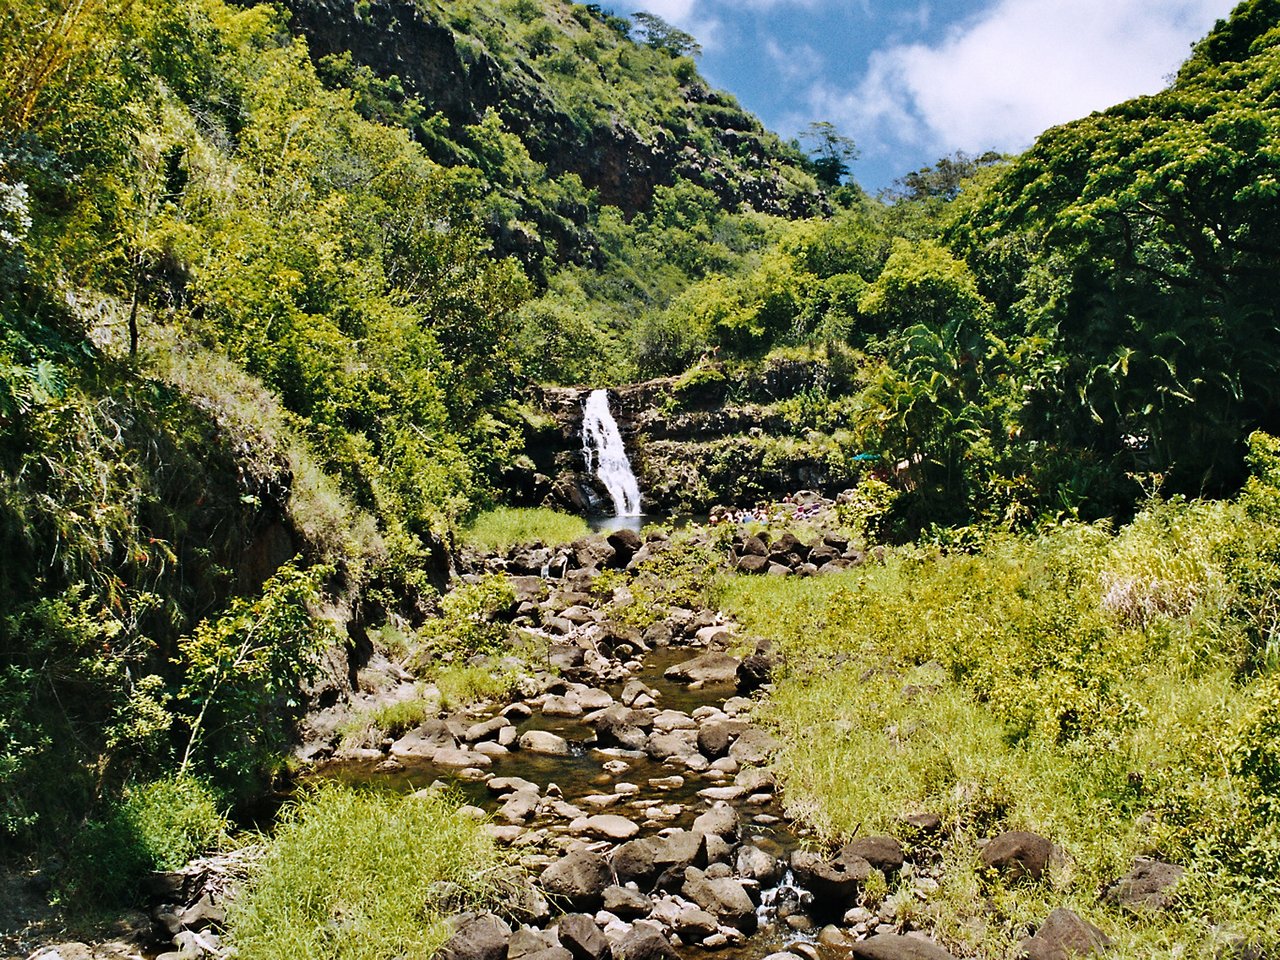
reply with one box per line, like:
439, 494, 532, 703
821, 0, 1232, 159
765, 38, 825, 83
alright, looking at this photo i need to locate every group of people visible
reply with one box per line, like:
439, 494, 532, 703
709, 492, 829, 527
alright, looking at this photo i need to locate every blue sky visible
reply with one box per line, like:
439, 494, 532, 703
635, 0, 1239, 190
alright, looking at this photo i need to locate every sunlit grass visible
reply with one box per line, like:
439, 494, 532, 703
461, 506, 589, 552
228, 785, 507, 960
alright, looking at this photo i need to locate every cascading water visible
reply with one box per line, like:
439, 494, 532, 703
581, 389, 642, 517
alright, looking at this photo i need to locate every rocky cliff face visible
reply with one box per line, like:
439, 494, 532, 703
526, 363, 867, 516
256, 0, 824, 221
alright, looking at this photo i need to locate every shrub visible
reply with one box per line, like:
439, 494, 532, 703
228, 784, 507, 960
462, 507, 589, 552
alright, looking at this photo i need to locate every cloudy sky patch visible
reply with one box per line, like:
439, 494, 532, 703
631, 0, 1236, 188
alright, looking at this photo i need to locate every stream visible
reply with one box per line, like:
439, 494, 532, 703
310, 644, 812, 959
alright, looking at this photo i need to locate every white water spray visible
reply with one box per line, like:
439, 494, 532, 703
581, 389, 642, 517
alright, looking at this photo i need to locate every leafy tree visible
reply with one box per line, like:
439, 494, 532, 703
801, 121, 859, 187
631, 11, 701, 57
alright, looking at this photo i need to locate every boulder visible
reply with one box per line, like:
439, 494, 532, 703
791, 849, 870, 918
696, 720, 746, 758
645, 731, 697, 762
739, 535, 768, 557
520, 731, 571, 756
1018, 908, 1112, 960
980, 831, 1053, 883
602, 885, 654, 919
584, 815, 640, 841
509, 928, 559, 960
736, 844, 785, 886
610, 838, 661, 887
1104, 858, 1184, 913
541, 850, 612, 910
664, 653, 740, 685
849, 935, 957, 959
653, 830, 708, 872
389, 719, 457, 758
692, 802, 739, 839
682, 867, 758, 933
841, 836, 904, 874
439, 913, 512, 960
735, 654, 773, 694
672, 905, 720, 940
557, 914, 612, 960
613, 924, 681, 960
607, 529, 643, 565
728, 727, 781, 765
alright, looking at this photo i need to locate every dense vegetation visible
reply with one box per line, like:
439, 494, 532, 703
717, 433, 1280, 956
2, 0, 1279, 955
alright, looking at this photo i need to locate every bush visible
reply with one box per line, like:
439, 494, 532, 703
228, 784, 507, 960
462, 507, 589, 552
64, 776, 227, 906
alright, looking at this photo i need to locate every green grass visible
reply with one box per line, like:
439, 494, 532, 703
228, 785, 507, 960
461, 506, 590, 552
713, 492, 1280, 958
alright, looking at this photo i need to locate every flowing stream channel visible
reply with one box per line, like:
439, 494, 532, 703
313, 645, 809, 959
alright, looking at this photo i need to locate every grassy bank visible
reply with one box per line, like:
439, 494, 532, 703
714, 435, 1280, 957
228, 785, 506, 960
461, 507, 591, 552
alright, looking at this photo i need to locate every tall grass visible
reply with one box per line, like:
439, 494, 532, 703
461, 506, 589, 552
715, 494, 1280, 957
228, 785, 507, 960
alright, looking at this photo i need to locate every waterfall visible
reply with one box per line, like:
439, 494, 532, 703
581, 389, 642, 517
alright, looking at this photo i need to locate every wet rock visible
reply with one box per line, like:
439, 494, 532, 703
981, 831, 1053, 883
520, 730, 571, 756
541, 850, 612, 910
602, 885, 654, 919
692, 802, 739, 839
613, 923, 681, 960
439, 913, 512, 960
1018, 908, 1113, 960
682, 867, 758, 933
664, 653, 740, 685
1104, 858, 1184, 913
849, 935, 957, 959
842, 837, 905, 874
558, 913, 613, 960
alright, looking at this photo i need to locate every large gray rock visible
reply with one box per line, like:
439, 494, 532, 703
664, 653, 740, 685
652, 830, 708, 872
692, 802, 739, 839
981, 831, 1053, 883
728, 727, 781, 765
735, 654, 774, 693
696, 719, 746, 758
584, 814, 640, 841
682, 867, 758, 933
541, 850, 612, 910
1104, 858, 1184, 913
439, 913, 512, 960
509, 928, 560, 960
645, 731, 697, 762
849, 935, 957, 959
557, 914, 612, 960
1018, 908, 1113, 960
